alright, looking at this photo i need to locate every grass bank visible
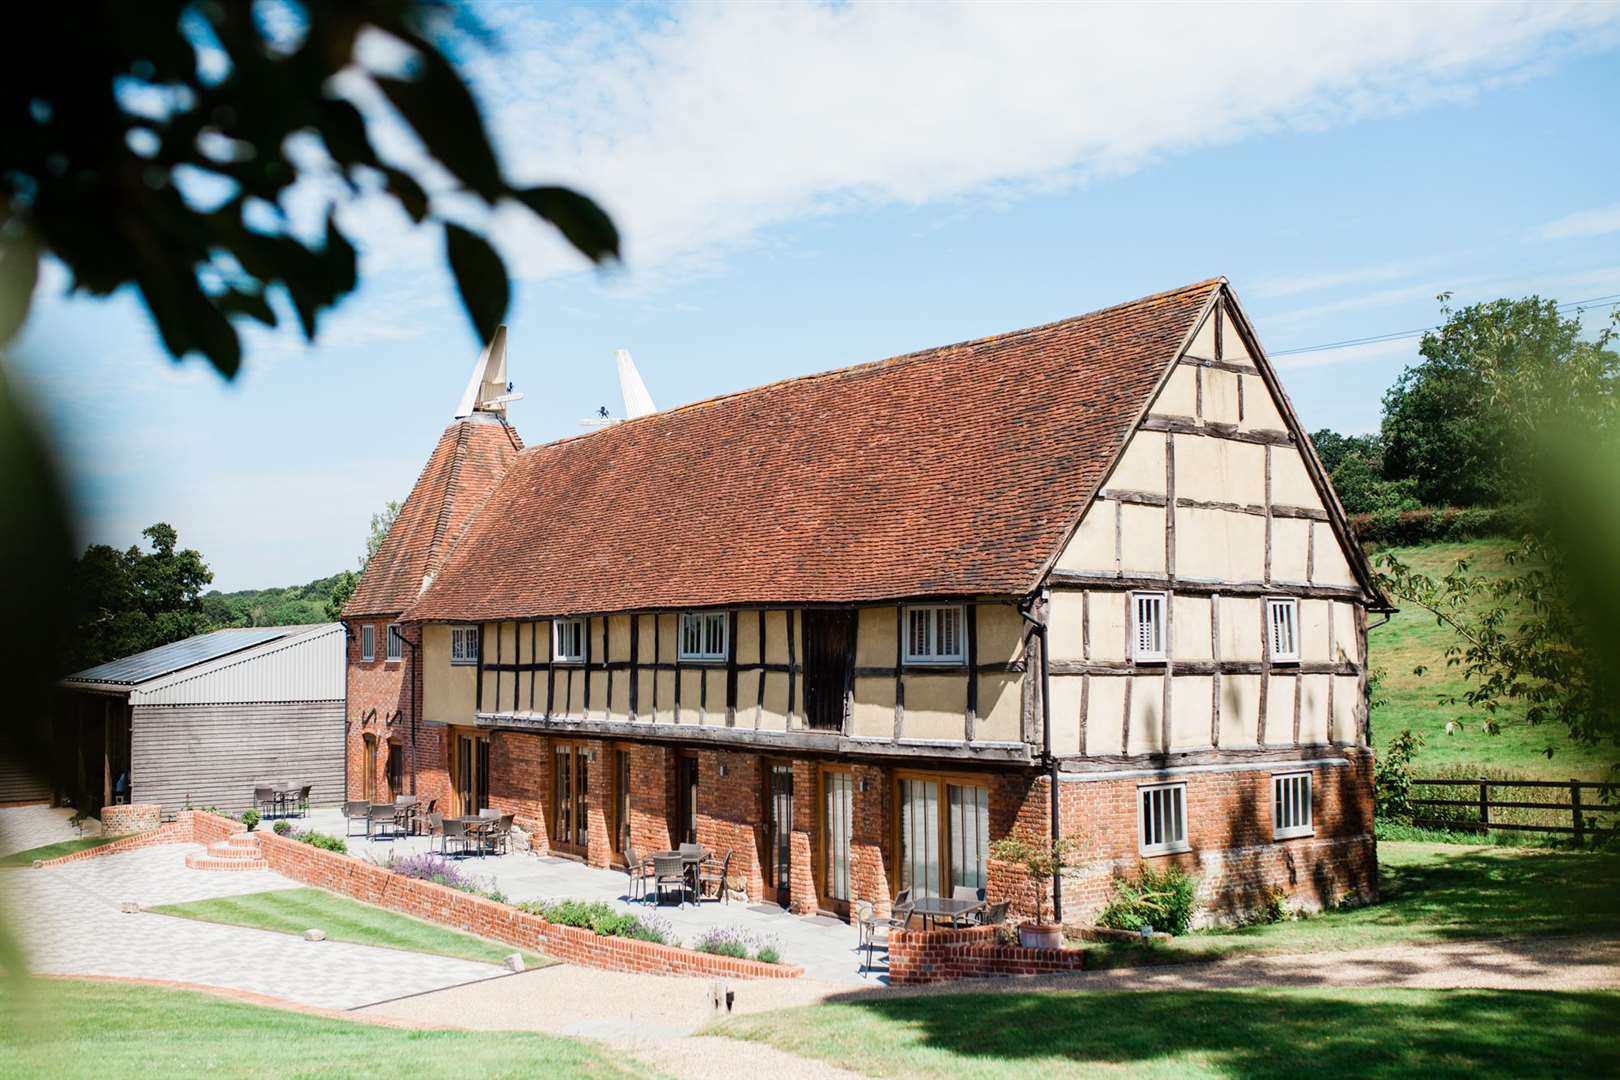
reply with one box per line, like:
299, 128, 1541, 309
1084, 840, 1620, 970
0, 834, 124, 866
0, 979, 633, 1079
1368, 538, 1608, 779
712, 987, 1619, 1078
146, 886, 548, 968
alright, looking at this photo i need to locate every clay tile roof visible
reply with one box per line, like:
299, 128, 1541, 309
343, 416, 524, 619
404, 278, 1223, 622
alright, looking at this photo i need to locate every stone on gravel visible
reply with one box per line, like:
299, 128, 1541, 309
303, 928, 326, 941
505, 952, 524, 972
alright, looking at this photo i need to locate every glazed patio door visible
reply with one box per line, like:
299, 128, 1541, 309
455, 733, 488, 815
553, 742, 591, 857
819, 768, 854, 915
763, 762, 793, 906
674, 753, 699, 845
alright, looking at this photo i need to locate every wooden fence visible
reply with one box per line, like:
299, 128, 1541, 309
1410, 778, 1616, 843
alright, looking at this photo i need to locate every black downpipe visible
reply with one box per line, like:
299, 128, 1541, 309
397, 626, 420, 797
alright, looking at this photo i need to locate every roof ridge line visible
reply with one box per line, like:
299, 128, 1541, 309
512, 276, 1228, 457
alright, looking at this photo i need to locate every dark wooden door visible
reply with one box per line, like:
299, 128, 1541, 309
801, 610, 852, 731
762, 762, 793, 905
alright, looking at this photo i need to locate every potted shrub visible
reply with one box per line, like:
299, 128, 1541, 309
990, 829, 1078, 949
240, 808, 260, 832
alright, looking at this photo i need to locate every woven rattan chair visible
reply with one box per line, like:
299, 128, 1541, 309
697, 850, 732, 903
341, 800, 371, 837
624, 845, 653, 901
654, 854, 689, 906
440, 817, 468, 858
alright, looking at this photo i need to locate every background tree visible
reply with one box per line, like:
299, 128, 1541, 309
1309, 428, 1419, 516
67, 522, 214, 672
2, 0, 619, 375
324, 499, 400, 619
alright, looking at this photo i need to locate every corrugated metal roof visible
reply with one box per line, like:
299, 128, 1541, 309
62, 626, 312, 687
133, 623, 343, 705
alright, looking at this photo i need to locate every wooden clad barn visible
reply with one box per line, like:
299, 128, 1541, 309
349, 278, 1390, 925
55, 624, 344, 818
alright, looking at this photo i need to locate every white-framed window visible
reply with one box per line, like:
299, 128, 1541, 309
904, 604, 965, 665
679, 611, 729, 662
450, 625, 480, 666
360, 624, 375, 662
386, 623, 404, 662
1138, 782, 1189, 855
553, 618, 586, 663
1273, 772, 1313, 839
1267, 597, 1299, 662
1132, 591, 1167, 662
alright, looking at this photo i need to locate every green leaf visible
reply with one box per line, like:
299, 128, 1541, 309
381, 167, 430, 224
374, 58, 503, 201
512, 186, 620, 264
0, 235, 40, 348
444, 223, 508, 344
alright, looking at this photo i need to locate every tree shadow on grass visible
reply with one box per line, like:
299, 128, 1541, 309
780, 988, 1619, 1078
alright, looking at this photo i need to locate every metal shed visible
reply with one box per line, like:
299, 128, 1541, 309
55, 624, 344, 819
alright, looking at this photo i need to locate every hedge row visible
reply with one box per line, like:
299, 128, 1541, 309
1349, 504, 1531, 548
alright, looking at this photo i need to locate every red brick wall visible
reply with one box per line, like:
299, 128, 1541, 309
887, 925, 1086, 985
695, 749, 762, 898
627, 743, 673, 858
1057, 751, 1377, 924
488, 729, 549, 842
788, 760, 820, 915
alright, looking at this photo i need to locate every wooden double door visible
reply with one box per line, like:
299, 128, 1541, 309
552, 741, 591, 857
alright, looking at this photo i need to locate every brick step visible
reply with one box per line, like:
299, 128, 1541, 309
223, 834, 261, 850
185, 851, 269, 871
205, 841, 264, 860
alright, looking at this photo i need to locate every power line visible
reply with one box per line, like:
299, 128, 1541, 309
1269, 292, 1620, 358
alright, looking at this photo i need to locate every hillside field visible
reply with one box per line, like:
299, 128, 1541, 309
1367, 538, 1608, 779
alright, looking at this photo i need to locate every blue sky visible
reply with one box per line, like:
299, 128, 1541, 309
9, 2, 1620, 591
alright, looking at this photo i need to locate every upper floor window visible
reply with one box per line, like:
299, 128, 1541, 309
1133, 591, 1166, 662
386, 624, 404, 662
553, 618, 586, 663
904, 604, 964, 665
679, 611, 728, 662
360, 624, 375, 662
450, 625, 479, 665
1273, 772, 1313, 839
1139, 781, 1189, 855
1267, 597, 1299, 662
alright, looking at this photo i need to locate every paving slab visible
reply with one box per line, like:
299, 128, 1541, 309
0, 805, 101, 858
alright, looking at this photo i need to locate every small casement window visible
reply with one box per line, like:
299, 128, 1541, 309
553, 618, 586, 663
450, 625, 480, 665
679, 611, 728, 662
386, 624, 404, 662
1267, 597, 1299, 662
1139, 782, 1189, 855
1132, 591, 1167, 662
360, 624, 375, 662
1273, 772, 1313, 839
903, 604, 965, 665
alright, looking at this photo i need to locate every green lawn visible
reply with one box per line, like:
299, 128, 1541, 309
0, 979, 635, 1079
1084, 840, 1620, 970
1367, 538, 1608, 779
711, 987, 1619, 1078
146, 887, 547, 969
0, 834, 124, 866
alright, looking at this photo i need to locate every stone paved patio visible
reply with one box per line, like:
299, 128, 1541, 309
305, 807, 875, 984
3, 841, 509, 1010
0, 804, 101, 858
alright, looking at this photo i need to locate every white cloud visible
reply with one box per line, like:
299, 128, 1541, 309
1533, 203, 1620, 241
417, 0, 1619, 287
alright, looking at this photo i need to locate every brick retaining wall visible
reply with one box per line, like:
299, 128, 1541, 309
100, 804, 160, 835
887, 924, 1087, 985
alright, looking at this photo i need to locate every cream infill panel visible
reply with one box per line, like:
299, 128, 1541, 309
705, 670, 727, 724
763, 610, 791, 665
1184, 311, 1216, 361
1089, 592, 1129, 662
736, 613, 761, 665
1203, 367, 1240, 425
1312, 523, 1357, 586
1056, 503, 1115, 573
904, 674, 969, 740
1264, 675, 1295, 746
1332, 602, 1360, 664
1270, 517, 1311, 583
1222, 317, 1254, 364
851, 676, 894, 738
1152, 365, 1199, 420
606, 671, 629, 723
1174, 434, 1265, 506
606, 614, 630, 663
1170, 674, 1212, 750
1239, 374, 1284, 431
636, 614, 656, 663
1270, 450, 1320, 508
1085, 676, 1126, 755
1108, 430, 1167, 494
1299, 674, 1331, 744
977, 673, 1021, 742
1174, 506, 1265, 581
977, 604, 1025, 664
635, 670, 655, 721
1048, 592, 1086, 661
587, 665, 607, 716
1219, 673, 1261, 747
1172, 595, 1213, 660
1218, 596, 1263, 661
657, 614, 678, 663
1119, 503, 1167, 575
424, 624, 477, 725
1333, 674, 1361, 743
1299, 599, 1332, 662
1127, 675, 1165, 755
857, 607, 897, 667
653, 671, 676, 723
761, 673, 790, 729
1048, 674, 1083, 756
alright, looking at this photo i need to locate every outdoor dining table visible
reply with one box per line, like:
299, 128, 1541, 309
647, 848, 708, 897
908, 896, 983, 930
450, 815, 494, 855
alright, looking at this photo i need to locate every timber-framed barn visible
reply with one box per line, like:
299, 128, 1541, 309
343, 277, 1390, 925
